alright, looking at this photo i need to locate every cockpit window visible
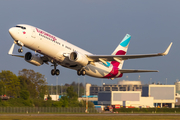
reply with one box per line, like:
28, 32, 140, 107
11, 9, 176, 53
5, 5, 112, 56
15, 26, 26, 29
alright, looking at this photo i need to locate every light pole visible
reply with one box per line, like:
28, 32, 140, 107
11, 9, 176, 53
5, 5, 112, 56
78, 78, 79, 97
56, 77, 58, 100
126, 75, 128, 80
51, 84, 53, 95
150, 78, 152, 84
84, 77, 86, 96
61, 84, 63, 96
45, 78, 47, 84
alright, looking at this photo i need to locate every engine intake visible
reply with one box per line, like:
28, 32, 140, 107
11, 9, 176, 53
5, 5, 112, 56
69, 51, 88, 66
24, 52, 43, 66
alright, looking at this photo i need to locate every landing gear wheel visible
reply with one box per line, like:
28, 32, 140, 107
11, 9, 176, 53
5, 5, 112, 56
81, 70, 86, 76
77, 69, 86, 76
51, 69, 56, 76
51, 62, 60, 76
77, 70, 81, 76
55, 69, 60, 75
18, 48, 23, 53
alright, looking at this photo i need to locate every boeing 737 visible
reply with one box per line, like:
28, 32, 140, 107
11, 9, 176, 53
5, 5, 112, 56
8, 24, 172, 80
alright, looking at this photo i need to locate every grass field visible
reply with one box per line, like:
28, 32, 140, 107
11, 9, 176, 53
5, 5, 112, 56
0, 115, 180, 120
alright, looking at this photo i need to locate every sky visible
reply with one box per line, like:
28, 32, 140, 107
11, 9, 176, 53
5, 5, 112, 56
0, 0, 180, 86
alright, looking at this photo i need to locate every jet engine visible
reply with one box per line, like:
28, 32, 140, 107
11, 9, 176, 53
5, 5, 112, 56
69, 51, 88, 66
24, 52, 43, 66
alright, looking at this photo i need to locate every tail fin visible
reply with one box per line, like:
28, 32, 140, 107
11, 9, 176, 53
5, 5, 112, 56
111, 34, 131, 69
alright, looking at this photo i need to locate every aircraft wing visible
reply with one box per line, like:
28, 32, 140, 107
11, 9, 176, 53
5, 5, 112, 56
87, 42, 172, 63
118, 69, 158, 73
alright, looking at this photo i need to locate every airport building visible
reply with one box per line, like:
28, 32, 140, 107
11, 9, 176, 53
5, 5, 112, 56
44, 80, 176, 108
175, 93, 180, 106
90, 80, 142, 95
142, 84, 176, 108
175, 81, 180, 94
87, 80, 176, 108
98, 91, 154, 108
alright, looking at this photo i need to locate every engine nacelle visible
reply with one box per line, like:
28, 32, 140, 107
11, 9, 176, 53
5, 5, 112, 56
69, 51, 88, 66
24, 52, 43, 66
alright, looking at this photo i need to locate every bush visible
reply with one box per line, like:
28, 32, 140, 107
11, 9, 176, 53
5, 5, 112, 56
22, 99, 33, 106
52, 101, 63, 107
0, 101, 9, 107
20, 90, 30, 100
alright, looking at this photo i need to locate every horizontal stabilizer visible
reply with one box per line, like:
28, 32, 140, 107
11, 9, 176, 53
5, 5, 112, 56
119, 69, 159, 73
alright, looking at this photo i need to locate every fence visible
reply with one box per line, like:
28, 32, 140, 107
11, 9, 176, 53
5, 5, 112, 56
0, 107, 98, 113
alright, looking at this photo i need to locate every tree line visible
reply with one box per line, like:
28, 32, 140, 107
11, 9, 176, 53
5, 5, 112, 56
0, 69, 47, 98
0, 69, 94, 107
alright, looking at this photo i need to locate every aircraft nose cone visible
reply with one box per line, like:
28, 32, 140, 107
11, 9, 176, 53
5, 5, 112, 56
9, 28, 16, 39
9, 28, 14, 35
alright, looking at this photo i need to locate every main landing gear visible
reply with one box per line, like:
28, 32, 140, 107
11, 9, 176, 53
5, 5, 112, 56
77, 69, 86, 76
51, 63, 60, 76
51, 69, 60, 76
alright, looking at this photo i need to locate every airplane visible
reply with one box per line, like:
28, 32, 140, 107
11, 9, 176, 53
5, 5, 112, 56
8, 24, 172, 80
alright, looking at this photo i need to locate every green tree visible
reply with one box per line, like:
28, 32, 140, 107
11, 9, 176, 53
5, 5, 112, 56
0, 80, 4, 95
18, 69, 48, 98
0, 70, 20, 97
67, 86, 78, 100
66, 86, 79, 107
70, 81, 85, 97
60, 96, 68, 107
20, 90, 30, 100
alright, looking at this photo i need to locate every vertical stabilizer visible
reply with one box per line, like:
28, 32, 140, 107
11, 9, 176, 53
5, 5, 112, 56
111, 34, 131, 69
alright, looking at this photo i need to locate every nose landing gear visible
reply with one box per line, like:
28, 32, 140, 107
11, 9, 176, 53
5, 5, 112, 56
14, 40, 24, 53
18, 47, 23, 53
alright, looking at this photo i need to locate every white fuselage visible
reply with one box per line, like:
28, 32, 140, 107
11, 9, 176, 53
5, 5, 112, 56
9, 24, 117, 78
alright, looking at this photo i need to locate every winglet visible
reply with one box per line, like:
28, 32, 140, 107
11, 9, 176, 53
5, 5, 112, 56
162, 42, 173, 56
8, 43, 15, 55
